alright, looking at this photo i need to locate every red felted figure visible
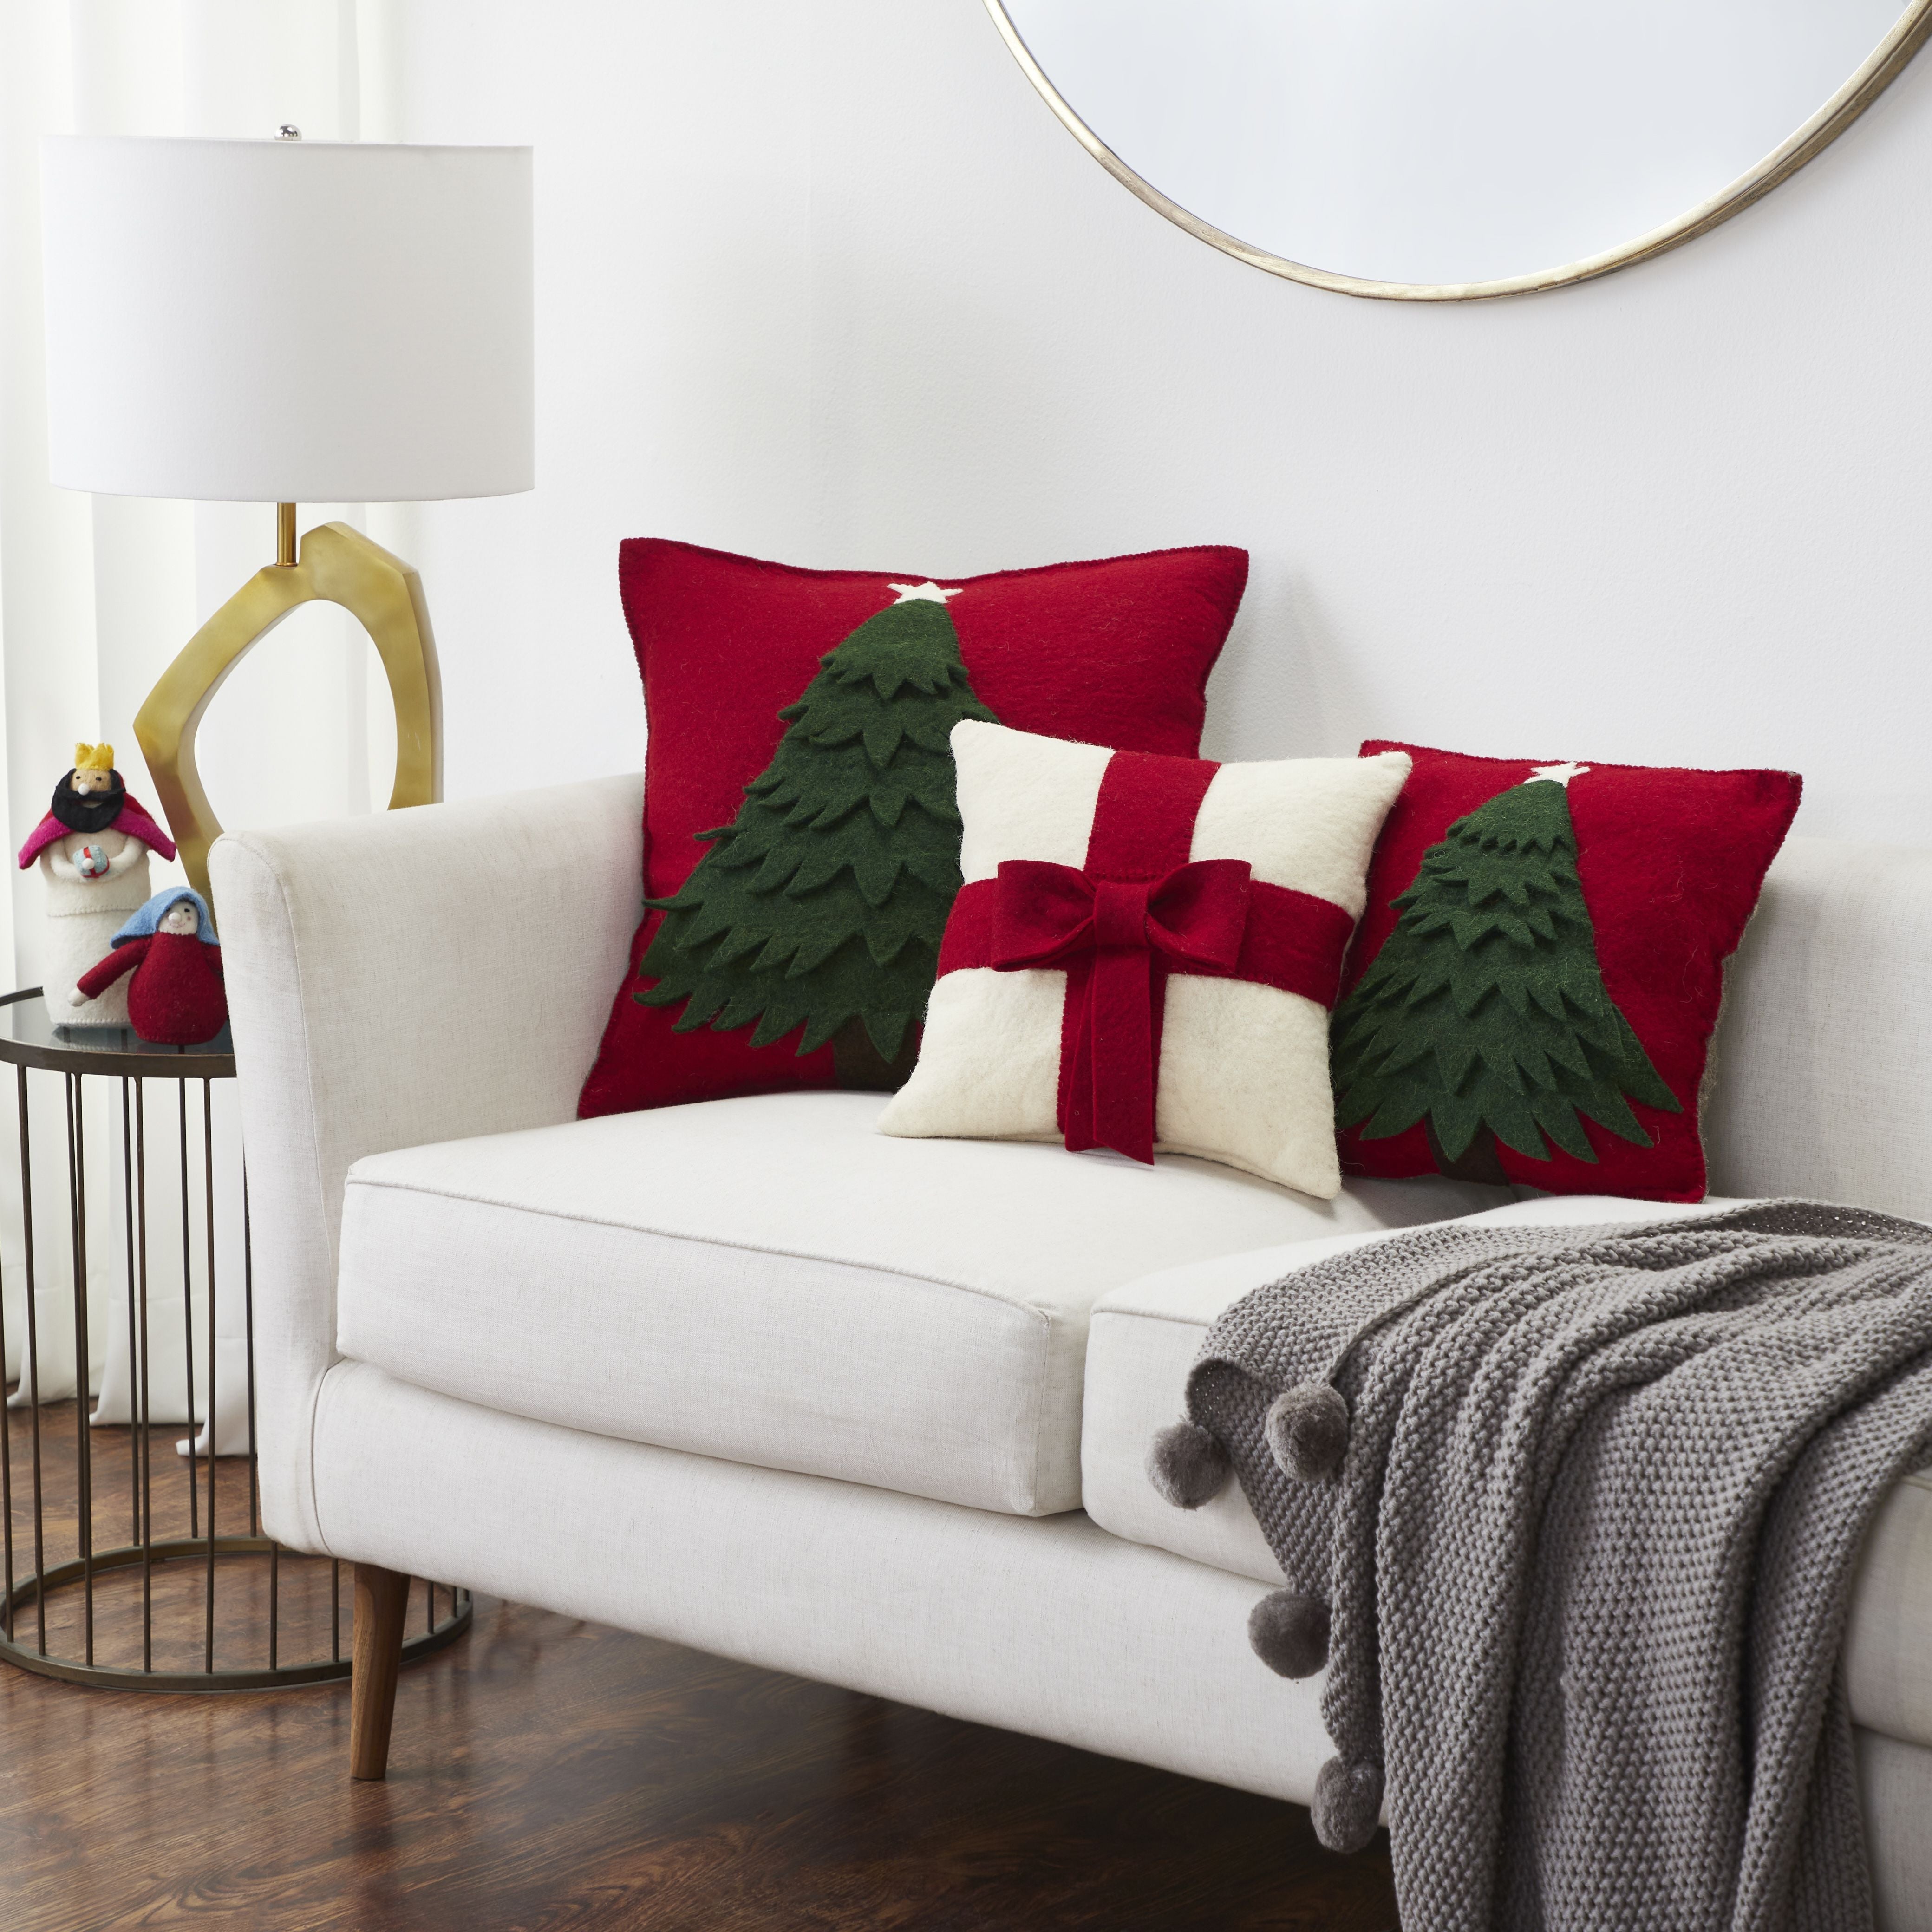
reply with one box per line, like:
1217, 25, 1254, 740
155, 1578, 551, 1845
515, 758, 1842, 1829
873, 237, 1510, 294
72, 887, 226, 1045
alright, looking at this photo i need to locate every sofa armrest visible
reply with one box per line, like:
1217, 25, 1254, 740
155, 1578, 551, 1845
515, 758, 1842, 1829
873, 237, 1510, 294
210, 772, 643, 1549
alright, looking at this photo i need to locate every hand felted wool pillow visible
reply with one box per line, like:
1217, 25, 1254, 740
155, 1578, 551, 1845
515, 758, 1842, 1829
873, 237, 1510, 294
876, 722, 1413, 1197
578, 541, 1249, 1118
1330, 742, 1802, 1201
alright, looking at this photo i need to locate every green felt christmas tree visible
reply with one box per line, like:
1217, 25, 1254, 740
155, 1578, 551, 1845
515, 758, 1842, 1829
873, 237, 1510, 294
1330, 764, 1680, 1184
636, 583, 997, 1087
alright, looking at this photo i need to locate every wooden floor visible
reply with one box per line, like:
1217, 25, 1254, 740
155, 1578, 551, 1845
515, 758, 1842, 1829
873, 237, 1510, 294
0, 1405, 1400, 1931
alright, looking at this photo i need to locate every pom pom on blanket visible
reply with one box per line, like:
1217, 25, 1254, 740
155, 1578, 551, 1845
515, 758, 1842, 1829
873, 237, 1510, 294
1312, 1755, 1384, 1854
1264, 1382, 1350, 1482
1247, 1587, 1330, 1678
1146, 1418, 1231, 1508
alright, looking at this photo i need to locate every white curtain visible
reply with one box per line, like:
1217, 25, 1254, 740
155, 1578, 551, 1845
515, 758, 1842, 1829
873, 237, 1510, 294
0, 0, 404, 1423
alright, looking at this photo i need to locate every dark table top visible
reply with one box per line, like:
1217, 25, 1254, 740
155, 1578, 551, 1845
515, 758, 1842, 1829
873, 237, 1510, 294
0, 988, 234, 1078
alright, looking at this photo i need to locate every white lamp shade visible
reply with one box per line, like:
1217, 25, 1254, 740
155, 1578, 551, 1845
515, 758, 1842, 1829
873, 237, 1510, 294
41, 136, 533, 503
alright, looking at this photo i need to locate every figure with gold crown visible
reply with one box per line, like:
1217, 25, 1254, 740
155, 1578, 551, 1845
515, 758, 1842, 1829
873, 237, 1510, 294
17, 743, 178, 1030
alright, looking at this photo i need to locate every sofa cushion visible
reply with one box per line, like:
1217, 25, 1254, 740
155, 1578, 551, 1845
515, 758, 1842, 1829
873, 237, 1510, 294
336, 1091, 1504, 1518
1083, 1188, 1932, 1755
1081, 1188, 1932, 1756
1081, 1194, 1747, 1584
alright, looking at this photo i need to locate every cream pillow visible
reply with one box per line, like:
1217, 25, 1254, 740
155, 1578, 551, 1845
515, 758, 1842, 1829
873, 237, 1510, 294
877, 723, 1411, 1196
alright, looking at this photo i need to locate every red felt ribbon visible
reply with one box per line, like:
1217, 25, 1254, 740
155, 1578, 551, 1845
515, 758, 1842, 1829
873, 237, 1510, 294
934, 748, 1360, 1167
987, 858, 1252, 1164
940, 863, 1357, 1166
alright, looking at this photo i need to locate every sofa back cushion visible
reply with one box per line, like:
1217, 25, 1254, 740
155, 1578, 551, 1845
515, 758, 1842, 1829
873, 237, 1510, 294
1703, 835, 1932, 1223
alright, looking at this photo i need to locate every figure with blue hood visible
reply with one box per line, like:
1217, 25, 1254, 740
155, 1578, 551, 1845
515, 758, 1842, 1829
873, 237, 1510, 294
70, 887, 225, 1044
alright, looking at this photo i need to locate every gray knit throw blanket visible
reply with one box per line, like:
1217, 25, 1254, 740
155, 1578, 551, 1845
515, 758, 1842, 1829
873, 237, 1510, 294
1147, 1201, 1932, 1932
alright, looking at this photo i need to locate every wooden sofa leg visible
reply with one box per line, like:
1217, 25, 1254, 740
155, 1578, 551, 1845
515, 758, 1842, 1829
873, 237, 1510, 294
350, 1563, 410, 1781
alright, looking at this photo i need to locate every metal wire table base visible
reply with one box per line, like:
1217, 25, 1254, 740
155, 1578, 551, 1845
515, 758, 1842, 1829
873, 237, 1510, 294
0, 1540, 470, 1691
0, 988, 471, 1692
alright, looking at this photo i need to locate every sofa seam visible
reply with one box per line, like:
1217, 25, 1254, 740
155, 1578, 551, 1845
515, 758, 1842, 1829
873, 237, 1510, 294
1021, 1293, 1057, 1516
343, 1173, 1067, 1324
308, 1358, 351, 1557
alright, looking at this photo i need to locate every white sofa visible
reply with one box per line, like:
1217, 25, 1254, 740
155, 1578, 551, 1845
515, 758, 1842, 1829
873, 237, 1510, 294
212, 775, 1932, 1925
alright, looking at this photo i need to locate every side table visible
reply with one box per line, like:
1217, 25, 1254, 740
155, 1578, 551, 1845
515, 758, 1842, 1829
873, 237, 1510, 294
0, 987, 469, 1690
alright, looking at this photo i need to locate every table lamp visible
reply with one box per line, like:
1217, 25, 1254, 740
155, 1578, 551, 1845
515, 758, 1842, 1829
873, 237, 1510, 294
39, 133, 534, 907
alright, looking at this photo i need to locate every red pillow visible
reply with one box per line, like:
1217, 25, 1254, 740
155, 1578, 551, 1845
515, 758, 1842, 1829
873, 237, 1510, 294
579, 540, 1248, 1119
1330, 742, 1801, 1201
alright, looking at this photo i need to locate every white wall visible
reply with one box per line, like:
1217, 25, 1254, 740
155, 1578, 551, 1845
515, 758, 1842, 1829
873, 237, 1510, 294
386, 0, 1932, 845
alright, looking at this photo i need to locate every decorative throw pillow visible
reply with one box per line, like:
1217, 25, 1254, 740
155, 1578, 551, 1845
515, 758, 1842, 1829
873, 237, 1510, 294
1330, 742, 1802, 1201
877, 722, 1412, 1197
578, 540, 1249, 1119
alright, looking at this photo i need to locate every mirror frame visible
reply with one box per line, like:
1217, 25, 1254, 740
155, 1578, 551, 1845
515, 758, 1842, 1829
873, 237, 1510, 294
985, 0, 1932, 300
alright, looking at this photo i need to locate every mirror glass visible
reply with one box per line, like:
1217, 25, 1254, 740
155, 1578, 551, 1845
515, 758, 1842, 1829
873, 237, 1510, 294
996, 0, 1916, 291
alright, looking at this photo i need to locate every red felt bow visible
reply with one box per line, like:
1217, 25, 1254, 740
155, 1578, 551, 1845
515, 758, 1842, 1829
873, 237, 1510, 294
989, 858, 1253, 1164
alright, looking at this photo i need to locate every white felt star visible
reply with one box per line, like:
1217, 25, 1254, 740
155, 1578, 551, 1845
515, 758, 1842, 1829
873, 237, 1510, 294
1528, 761, 1590, 787
888, 581, 963, 605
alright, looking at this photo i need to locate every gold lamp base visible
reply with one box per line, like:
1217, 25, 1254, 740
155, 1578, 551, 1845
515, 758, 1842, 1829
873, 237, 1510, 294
133, 519, 443, 911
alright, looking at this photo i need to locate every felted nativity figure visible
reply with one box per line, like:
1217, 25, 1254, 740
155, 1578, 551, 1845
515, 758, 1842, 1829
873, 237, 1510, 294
17, 743, 178, 1030
71, 888, 226, 1046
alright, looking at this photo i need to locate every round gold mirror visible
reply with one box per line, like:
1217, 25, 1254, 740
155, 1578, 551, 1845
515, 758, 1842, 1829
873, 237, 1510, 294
986, 0, 1932, 300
